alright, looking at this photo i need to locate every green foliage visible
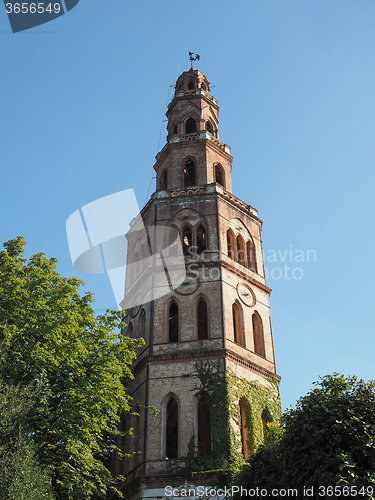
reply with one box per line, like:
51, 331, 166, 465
0, 383, 55, 499
0, 237, 143, 499
234, 373, 375, 498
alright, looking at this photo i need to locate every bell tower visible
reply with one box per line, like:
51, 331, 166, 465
116, 65, 281, 500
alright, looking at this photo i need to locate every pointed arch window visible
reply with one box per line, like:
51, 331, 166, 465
166, 398, 178, 459
196, 225, 206, 254
188, 81, 195, 90
237, 235, 246, 265
232, 302, 245, 347
215, 164, 224, 187
168, 302, 179, 343
139, 309, 146, 338
197, 298, 208, 340
197, 393, 211, 455
206, 121, 214, 134
185, 117, 197, 134
227, 230, 235, 260
252, 311, 265, 357
239, 398, 250, 460
246, 240, 257, 272
127, 323, 133, 338
173, 125, 178, 135
183, 227, 192, 255
160, 169, 168, 190
201, 82, 207, 91
184, 160, 196, 187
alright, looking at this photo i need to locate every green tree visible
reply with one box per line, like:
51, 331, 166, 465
0, 383, 55, 499
235, 374, 375, 498
0, 237, 142, 499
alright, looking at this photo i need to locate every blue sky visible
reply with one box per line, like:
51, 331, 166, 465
1, 1, 375, 410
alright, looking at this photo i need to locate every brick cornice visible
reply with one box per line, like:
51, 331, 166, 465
131, 347, 280, 384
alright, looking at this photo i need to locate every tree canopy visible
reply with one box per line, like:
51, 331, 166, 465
0, 237, 142, 499
235, 373, 375, 498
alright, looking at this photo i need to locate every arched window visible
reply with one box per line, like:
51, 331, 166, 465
206, 121, 214, 134
201, 82, 207, 91
246, 240, 257, 272
160, 169, 168, 190
227, 230, 235, 260
166, 398, 178, 459
197, 298, 208, 340
173, 125, 178, 135
184, 160, 196, 187
215, 164, 224, 187
237, 235, 246, 265
139, 309, 146, 339
232, 302, 245, 347
168, 302, 179, 342
252, 311, 265, 357
197, 393, 211, 455
188, 81, 195, 90
185, 117, 197, 134
196, 225, 206, 254
239, 398, 250, 460
183, 227, 192, 255
127, 323, 133, 338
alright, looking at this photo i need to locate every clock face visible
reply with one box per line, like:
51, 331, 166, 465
175, 273, 200, 296
236, 283, 256, 307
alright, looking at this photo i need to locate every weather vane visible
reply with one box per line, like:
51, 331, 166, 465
189, 52, 200, 69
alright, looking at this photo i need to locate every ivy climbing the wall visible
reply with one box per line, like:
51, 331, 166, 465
175, 360, 282, 483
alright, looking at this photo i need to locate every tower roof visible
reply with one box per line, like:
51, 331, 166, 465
174, 69, 211, 95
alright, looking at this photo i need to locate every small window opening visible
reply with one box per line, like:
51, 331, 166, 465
196, 225, 206, 254
215, 165, 224, 187
197, 298, 208, 340
183, 228, 192, 255
197, 394, 211, 455
188, 81, 195, 90
185, 117, 197, 134
252, 312, 265, 357
227, 230, 234, 259
232, 302, 245, 347
160, 169, 168, 190
206, 121, 214, 134
237, 236, 246, 265
239, 398, 251, 460
166, 398, 178, 459
246, 241, 257, 272
184, 160, 196, 187
168, 302, 179, 342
